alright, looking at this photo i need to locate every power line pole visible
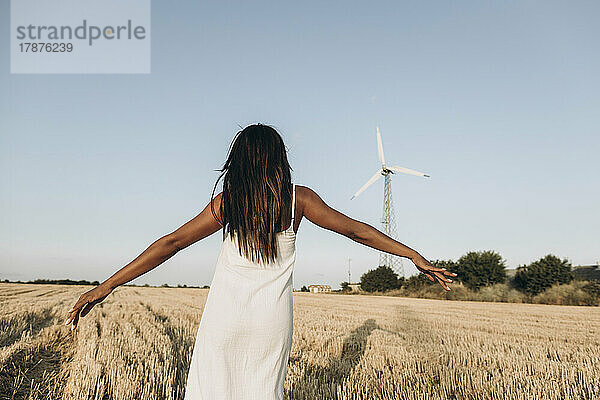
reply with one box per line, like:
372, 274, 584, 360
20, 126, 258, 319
347, 257, 352, 283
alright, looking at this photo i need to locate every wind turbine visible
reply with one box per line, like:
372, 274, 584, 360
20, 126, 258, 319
350, 126, 430, 277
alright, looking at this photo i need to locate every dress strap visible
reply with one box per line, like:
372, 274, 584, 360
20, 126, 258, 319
291, 184, 296, 221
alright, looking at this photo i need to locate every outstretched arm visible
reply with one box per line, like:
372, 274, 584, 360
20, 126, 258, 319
300, 186, 456, 290
65, 192, 223, 330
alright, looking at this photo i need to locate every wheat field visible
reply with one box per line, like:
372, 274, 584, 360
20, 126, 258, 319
0, 283, 598, 400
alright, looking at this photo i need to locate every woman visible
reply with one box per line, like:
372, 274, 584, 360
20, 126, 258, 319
65, 123, 456, 399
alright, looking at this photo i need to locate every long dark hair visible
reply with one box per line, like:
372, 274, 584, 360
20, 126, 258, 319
210, 124, 293, 264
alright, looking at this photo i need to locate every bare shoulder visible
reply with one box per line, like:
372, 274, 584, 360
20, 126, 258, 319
212, 191, 223, 205
295, 184, 318, 213
295, 184, 317, 197
294, 184, 359, 237
296, 185, 329, 218
209, 191, 224, 225
295, 184, 308, 199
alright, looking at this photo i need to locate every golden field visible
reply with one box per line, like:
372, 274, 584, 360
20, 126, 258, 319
0, 283, 599, 400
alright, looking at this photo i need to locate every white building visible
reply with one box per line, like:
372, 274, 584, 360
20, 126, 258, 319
346, 283, 362, 293
308, 284, 331, 293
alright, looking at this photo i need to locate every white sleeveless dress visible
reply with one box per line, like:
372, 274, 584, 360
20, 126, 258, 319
184, 184, 297, 400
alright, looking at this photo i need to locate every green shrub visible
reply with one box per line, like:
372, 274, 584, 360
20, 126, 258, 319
453, 251, 507, 291
532, 280, 599, 306
403, 273, 435, 291
360, 265, 400, 292
581, 281, 600, 297
514, 255, 574, 296
476, 283, 527, 303
442, 283, 474, 301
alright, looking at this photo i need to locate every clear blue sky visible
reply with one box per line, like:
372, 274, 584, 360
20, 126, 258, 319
1, 1, 599, 289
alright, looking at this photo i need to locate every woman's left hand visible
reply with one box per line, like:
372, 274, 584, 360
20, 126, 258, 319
65, 283, 113, 331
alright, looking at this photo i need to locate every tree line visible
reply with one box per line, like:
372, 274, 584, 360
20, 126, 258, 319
346, 251, 600, 304
1, 278, 210, 289
1, 278, 101, 286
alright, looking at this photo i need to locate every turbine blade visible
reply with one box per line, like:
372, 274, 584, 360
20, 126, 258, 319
351, 169, 383, 199
376, 126, 385, 166
388, 165, 430, 178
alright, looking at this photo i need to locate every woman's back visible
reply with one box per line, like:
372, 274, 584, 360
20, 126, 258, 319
184, 184, 298, 400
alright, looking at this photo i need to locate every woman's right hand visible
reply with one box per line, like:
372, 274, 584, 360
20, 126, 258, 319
411, 253, 457, 291
65, 283, 114, 331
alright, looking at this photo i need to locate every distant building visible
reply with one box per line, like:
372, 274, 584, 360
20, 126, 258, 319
340, 282, 362, 293
346, 283, 362, 292
573, 263, 600, 281
308, 284, 331, 293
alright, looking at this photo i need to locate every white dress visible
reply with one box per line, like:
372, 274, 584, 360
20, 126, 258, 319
184, 184, 297, 400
